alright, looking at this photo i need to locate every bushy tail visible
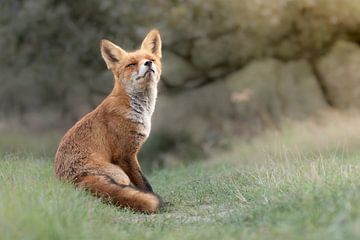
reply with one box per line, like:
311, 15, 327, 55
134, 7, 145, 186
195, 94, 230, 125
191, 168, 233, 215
77, 174, 163, 213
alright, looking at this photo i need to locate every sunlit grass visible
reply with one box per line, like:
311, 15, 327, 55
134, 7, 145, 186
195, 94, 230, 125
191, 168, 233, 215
1, 150, 360, 239
1, 112, 360, 239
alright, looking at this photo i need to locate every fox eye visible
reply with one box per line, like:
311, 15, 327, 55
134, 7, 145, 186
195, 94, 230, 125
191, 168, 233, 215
126, 63, 136, 68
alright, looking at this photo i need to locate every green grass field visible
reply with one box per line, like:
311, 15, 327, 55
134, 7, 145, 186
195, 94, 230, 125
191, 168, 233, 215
1, 113, 360, 240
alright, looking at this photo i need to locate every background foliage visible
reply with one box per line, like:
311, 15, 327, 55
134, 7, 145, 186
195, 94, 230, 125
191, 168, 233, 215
2, 0, 360, 163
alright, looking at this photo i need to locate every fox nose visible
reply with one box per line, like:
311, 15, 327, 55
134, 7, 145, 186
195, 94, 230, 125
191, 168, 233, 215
144, 61, 152, 67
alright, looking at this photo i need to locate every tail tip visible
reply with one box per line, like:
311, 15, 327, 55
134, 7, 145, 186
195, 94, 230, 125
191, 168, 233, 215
143, 194, 164, 214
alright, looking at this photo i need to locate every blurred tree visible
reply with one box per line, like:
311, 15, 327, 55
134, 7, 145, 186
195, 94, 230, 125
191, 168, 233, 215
1, 0, 360, 123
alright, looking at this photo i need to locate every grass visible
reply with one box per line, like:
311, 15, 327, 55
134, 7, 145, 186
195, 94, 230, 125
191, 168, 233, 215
1, 111, 360, 239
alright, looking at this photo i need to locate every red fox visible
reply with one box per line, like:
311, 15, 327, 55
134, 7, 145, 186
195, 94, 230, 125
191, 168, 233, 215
55, 29, 164, 213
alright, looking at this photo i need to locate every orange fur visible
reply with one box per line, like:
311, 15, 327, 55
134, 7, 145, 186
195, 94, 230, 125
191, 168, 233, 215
55, 29, 164, 213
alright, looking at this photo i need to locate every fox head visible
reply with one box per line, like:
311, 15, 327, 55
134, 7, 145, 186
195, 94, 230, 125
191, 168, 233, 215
100, 29, 162, 95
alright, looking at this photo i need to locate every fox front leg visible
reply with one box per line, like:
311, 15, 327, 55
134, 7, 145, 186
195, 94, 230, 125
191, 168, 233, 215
119, 156, 154, 192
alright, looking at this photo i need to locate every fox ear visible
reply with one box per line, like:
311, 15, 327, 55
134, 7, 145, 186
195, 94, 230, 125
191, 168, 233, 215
100, 39, 126, 69
141, 29, 162, 59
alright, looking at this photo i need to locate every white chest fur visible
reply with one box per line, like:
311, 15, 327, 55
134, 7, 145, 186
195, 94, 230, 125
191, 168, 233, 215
127, 85, 157, 138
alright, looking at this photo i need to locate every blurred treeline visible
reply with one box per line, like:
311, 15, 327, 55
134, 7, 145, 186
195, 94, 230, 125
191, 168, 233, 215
2, 0, 360, 163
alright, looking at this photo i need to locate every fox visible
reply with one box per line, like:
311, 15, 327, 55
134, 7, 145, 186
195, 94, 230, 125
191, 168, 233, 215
54, 29, 164, 213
